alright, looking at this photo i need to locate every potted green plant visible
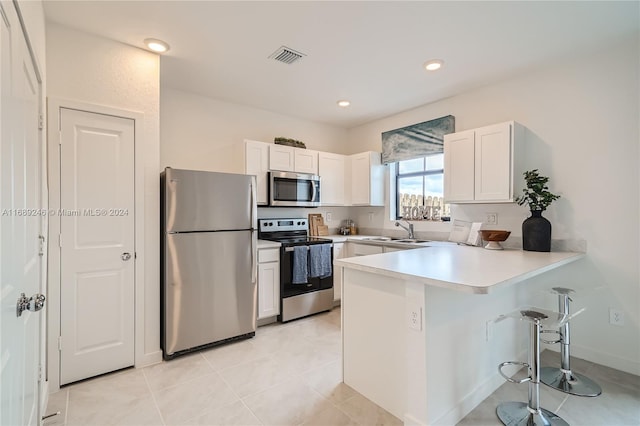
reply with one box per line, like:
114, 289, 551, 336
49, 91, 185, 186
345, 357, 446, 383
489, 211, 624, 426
515, 169, 560, 252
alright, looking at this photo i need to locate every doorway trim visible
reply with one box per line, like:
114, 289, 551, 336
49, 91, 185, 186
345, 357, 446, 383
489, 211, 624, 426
47, 98, 148, 391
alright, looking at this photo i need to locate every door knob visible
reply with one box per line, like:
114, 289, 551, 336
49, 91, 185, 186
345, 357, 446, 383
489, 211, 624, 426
121, 252, 132, 261
16, 293, 46, 317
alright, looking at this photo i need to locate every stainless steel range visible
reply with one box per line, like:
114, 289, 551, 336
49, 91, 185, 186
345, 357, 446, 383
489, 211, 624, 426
258, 218, 333, 322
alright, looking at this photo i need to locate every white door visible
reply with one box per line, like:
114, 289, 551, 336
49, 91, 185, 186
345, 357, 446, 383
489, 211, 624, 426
269, 145, 295, 171
0, 2, 44, 424
58, 108, 135, 385
318, 152, 345, 205
293, 149, 318, 174
350, 153, 370, 205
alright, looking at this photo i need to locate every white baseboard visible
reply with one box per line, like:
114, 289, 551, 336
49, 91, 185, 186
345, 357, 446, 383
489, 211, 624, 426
544, 344, 640, 376
433, 349, 527, 426
403, 413, 426, 426
136, 350, 163, 368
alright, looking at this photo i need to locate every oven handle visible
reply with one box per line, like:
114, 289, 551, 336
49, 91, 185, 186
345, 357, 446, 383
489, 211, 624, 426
284, 243, 333, 252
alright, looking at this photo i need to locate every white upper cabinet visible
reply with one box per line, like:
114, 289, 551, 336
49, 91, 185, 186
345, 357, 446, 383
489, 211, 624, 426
269, 144, 295, 172
443, 130, 475, 202
444, 121, 524, 203
269, 145, 319, 174
243, 139, 270, 205
294, 149, 319, 174
318, 152, 345, 205
350, 151, 384, 206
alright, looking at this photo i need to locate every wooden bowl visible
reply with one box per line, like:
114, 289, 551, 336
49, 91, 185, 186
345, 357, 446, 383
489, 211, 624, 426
478, 230, 511, 250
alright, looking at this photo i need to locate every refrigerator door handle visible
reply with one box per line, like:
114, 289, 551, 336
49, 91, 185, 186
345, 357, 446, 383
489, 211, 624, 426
251, 231, 257, 284
250, 176, 257, 230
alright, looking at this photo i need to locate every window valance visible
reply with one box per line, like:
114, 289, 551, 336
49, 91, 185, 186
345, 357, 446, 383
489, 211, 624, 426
381, 115, 455, 164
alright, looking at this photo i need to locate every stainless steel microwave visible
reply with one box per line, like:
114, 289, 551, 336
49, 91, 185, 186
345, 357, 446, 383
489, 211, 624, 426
269, 171, 321, 207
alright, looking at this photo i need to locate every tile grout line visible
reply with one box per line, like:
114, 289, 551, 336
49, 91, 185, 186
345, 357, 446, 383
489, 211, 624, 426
141, 366, 167, 426
199, 351, 265, 426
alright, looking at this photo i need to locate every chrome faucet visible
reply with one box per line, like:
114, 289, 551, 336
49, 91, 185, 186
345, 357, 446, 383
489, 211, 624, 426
395, 220, 415, 239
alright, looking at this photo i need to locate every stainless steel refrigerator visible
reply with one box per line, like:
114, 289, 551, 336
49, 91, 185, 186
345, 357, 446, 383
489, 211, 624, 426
160, 167, 257, 360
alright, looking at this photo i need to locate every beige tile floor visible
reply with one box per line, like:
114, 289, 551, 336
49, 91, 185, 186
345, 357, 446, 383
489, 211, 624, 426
44, 308, 401, 426
45, 307, 640, 426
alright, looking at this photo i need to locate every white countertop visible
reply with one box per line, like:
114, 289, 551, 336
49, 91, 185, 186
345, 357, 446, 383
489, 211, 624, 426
323, 234, 391, 243
257, 239, 281, 249
334, 242, 584, 294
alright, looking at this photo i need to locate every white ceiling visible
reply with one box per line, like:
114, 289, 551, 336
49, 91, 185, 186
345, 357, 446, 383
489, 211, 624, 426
43, 1, 638, 129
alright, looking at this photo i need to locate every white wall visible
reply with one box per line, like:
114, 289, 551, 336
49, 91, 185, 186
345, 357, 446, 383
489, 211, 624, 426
347, 36, 640, 374
160, 87, 350, 172
46, 24, 161, 366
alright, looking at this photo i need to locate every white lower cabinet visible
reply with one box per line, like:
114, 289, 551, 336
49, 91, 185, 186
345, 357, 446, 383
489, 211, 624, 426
332, 242, 345, 301
257, 248, 280, 319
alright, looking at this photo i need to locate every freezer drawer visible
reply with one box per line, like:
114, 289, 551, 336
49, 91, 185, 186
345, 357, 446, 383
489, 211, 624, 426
162, 230, 257, 357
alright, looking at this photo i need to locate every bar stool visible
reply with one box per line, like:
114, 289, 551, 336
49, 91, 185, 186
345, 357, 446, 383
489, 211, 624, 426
540, 287, 602, 397
495, 307, 576, 426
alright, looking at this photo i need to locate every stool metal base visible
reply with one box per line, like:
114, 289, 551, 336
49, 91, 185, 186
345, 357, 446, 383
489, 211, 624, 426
540, 367, 602, 397
496, 401, 569, 426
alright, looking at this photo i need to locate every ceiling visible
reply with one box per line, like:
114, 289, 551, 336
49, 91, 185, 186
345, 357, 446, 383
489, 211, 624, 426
43, 1, 638, 129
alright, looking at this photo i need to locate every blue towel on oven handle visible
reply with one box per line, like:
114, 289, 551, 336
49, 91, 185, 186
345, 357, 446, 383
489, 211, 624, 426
309, 244, 332, 279
292, 245, 309, 284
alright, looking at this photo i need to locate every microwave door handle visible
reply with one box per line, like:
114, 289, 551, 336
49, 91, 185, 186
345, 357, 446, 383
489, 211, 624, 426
310, 180, 318, 203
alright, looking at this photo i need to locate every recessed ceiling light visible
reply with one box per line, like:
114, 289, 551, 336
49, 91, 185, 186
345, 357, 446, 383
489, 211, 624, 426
423, 59, 443, 71
144, 38, 170, 53
337, 100, 351, 107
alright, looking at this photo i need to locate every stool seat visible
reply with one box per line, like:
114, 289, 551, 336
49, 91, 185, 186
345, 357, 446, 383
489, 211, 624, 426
495, 306, 579, 328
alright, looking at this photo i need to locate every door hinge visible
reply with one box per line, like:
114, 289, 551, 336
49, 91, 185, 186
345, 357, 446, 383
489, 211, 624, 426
58, 336, 62, 351
58, 131, 62, 145
58, 233, 62, 248
38, 113, 44, 130
38, 235, 45, 256
38, 364, 43, 382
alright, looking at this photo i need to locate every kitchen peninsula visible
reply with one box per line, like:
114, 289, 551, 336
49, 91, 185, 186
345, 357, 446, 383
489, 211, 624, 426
334, 243, 583, 425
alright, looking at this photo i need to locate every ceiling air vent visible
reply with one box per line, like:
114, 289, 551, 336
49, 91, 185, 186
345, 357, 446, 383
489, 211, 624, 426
268, 46, 306, 65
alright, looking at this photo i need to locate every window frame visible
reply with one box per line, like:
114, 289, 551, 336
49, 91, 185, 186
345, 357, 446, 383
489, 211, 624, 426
395, 155, 444, 220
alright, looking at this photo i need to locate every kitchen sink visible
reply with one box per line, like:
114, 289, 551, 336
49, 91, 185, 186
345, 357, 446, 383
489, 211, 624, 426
391, 238, 430, 244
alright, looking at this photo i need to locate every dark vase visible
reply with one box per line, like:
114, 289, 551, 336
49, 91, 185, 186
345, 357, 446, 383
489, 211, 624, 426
522, 210, 551, 252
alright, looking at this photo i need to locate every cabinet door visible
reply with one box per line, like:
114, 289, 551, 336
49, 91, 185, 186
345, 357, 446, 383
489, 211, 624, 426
258, 261, 280, 319
269, 145, 295, 171
294, 149, 318, 174
333, 243, 344, 301
444, 130, 475, 202
245, 140, 269, 205
351, 243, 383, 256
318, 152, 345, 205
350, 153, 370, 205
474, 123, 512, 201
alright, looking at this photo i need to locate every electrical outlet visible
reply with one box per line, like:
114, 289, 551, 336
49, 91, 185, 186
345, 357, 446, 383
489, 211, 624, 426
368, 212, 374, 223
326, 212, 332, 222
609, 308, 625, 326
486, 213, 498, 225
407, 303, 422, 331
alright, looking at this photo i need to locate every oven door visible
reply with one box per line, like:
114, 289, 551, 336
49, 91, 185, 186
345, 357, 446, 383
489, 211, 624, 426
280, 245, 333, 299
269, 171, 320, 207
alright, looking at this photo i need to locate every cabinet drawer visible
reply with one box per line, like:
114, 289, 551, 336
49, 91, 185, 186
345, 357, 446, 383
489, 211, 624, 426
351, 243, 383, 256
258, 248, 280, 263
